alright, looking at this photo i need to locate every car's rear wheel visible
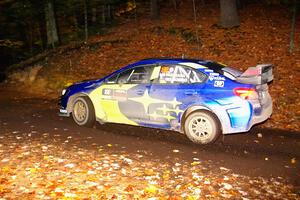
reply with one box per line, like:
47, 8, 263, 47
184, 110, 221, 144
72, 96, 95, 127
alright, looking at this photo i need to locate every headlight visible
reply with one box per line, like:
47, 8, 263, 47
61, 89, 67, 96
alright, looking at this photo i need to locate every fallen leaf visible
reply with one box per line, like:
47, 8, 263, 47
145, 185, 158, 194
64, 163, 75, 168
124, 184, 134, 192
257, 133, 263, 138
291, 158, 296, 164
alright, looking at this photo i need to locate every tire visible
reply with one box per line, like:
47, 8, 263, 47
72, 96, 95, 127
184, 110, 221, 144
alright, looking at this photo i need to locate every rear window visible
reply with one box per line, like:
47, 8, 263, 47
222, 67, 242, 80
159, 65, 207, 84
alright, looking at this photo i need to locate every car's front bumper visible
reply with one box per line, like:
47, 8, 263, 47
58, 95, 70, 117
59, 108, 70, 117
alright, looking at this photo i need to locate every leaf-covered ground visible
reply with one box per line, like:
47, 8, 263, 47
0, 125, 298, 200
7, 2, 300, 132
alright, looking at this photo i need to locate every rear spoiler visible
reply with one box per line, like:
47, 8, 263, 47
236, 64, 273, 85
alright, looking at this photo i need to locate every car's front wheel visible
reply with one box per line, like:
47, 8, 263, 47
72, 96, 95, 127
184, 110, 221, 144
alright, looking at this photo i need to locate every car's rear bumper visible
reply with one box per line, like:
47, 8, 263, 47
219, 94, 272, 134
249, 95, 273, 128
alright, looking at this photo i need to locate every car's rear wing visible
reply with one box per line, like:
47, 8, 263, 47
236, 64, 273, 85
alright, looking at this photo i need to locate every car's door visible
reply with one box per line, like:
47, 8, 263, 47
98, 65, 156, 124
148, 64, 207, 128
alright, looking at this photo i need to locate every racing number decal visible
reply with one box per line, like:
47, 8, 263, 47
103, 88, 112, 95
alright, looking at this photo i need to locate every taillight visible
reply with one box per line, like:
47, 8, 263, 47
234, 87, 258, 100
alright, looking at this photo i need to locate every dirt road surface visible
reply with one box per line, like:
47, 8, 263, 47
0, 87, 299, 199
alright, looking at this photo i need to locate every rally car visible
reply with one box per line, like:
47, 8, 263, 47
59, 58, 273, 144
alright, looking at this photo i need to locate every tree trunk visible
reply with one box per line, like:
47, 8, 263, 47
83, 0, 88, 42
107, 4, 112, 22
28, 23, 33, 55
38, 13, 47, 50
289, 0, 298, 53
73, 10, 79, 34
193, 0, 200, 50
150, 0, 159, 20
44, 0, 59, 48
219, 0, 240, 28
172, 0, 177, 10
102, 5, 106, 25
133, 0, 137, 21
92, 8, 97, 24
32, 0, 47, 49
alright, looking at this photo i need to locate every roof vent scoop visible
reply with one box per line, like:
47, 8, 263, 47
236, 64, 273, 85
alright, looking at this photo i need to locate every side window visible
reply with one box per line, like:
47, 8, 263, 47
127, 66, 154, 84
117, 69, 133, 83
106, 66, 154, 84
189, 69, 207, 83
106, 69, 133, 84
159, 65, 206, 84
106, 73, 119, 83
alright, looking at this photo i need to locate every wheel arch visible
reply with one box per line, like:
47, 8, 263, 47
180, 105, 223, 133
66, 92, 90, 114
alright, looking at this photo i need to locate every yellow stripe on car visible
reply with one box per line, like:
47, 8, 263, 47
88, 84, 138, 125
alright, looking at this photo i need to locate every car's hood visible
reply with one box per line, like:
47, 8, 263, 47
67, 78, 105, 94
73, 78, 103, 87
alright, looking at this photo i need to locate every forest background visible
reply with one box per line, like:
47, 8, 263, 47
0, 0, 299, 131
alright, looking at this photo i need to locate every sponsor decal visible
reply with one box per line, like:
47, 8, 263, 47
161, 66, 170, 73
102, 88, 127, 101
205, 69, 214, 72
214, 80, 224, 87
209, 72, 219, 76
209, 73, 226, 81
113, 89, 127, 100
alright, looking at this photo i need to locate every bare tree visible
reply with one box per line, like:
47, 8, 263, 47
45, 0, 59, 48
151, 0, 159, 20
83, 0, 88, 42
289, 0, 298, 53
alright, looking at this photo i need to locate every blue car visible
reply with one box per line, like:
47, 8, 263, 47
59, 58, 273, 144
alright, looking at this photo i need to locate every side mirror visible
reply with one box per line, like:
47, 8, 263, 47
118, 78, 126, 86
